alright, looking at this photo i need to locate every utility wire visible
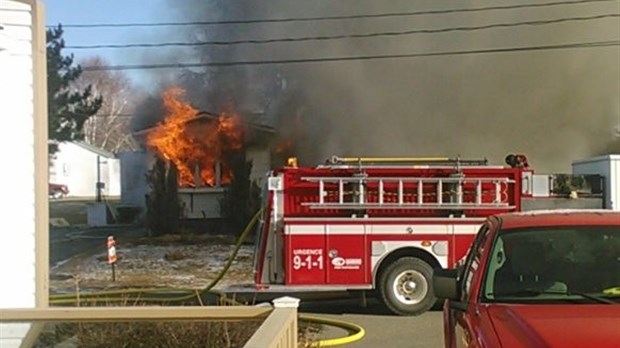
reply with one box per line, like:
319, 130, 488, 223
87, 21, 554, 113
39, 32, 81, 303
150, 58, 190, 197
89, 114, 134, 118
81, 40, 620, 71
65, 14, 620, 49
50, 0, 616, 28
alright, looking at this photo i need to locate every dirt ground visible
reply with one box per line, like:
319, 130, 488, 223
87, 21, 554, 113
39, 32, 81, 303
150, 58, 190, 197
49, 200, 255, 293
50, 240, 255, 293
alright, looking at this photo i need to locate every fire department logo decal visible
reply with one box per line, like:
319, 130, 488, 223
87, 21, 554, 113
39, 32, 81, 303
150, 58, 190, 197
331, 257, 362, 270
331, 257, 346, 267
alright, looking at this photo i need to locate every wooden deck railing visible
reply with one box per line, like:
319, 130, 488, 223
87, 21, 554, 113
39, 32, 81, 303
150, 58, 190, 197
0, 296, 300, 348
244, 297, 300, 348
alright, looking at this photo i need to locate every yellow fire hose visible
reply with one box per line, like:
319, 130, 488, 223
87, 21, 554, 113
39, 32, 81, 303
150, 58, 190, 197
49, 210, 365, 346
300, 315, 366, 347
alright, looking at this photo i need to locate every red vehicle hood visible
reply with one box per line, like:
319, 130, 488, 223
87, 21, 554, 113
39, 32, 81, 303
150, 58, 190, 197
486, 304, 620, 348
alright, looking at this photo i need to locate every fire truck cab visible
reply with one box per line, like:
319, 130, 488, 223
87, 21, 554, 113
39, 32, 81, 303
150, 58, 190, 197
251, 154, 599, 315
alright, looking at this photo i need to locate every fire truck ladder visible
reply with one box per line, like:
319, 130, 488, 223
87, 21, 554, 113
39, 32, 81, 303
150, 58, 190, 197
300, 176, 516, 210
324, 155, 489, 167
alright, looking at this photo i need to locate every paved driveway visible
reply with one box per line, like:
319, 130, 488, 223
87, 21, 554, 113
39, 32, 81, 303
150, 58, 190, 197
300, 298, 444, 348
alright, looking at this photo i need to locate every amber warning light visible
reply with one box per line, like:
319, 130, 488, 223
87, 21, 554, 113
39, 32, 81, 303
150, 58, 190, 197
287, 157, 298, 168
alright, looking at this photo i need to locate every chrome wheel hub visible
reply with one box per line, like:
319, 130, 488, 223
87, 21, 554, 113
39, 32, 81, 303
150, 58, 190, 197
392, 270, 427, 305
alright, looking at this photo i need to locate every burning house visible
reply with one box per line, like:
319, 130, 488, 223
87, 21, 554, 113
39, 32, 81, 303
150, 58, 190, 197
123, 87, 275, 225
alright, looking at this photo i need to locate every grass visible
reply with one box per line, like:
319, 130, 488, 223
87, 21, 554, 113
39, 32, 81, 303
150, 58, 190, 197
35, 320, 262, 348
35, 293, 322, 348
36, 318, 321, 348
164, 249, 187, 261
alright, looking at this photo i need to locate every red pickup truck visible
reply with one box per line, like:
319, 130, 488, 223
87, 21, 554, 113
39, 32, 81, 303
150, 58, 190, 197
49, 183, 69, 198
433, 210, 620, 348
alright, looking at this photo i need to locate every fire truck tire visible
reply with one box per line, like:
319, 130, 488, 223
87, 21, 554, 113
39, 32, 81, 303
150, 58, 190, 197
378, 257, 436, 316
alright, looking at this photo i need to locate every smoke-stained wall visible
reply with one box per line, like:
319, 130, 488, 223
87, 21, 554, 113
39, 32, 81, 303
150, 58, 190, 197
143, 0, 619, 172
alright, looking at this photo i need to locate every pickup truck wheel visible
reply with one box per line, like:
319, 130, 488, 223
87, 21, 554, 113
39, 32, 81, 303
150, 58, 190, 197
379, 257, 436, 316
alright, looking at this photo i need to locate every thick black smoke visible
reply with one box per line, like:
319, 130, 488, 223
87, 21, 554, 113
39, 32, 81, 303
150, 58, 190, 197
147, 0, 619, 172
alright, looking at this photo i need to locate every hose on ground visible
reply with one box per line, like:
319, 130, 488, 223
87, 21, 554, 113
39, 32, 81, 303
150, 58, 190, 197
300, 314, 366, 347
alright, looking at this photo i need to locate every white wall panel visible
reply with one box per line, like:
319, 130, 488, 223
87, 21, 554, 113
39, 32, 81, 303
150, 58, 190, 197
0, 1, 42, 347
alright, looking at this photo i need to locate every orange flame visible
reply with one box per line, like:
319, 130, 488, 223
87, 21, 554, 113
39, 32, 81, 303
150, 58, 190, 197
146, 87, 244, 187
274, 139, 294, 154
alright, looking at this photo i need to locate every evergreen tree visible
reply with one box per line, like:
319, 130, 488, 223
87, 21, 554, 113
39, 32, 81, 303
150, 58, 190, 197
146, 159, 181, 236
47, 24, 102, 154
223, 153, 261, 233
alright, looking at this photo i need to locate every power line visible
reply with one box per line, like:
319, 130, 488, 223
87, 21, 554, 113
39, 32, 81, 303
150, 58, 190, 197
50, 0, 616, 28
81, 40, 620, 71
65, 14, 620, 50
90, 114, 134, 118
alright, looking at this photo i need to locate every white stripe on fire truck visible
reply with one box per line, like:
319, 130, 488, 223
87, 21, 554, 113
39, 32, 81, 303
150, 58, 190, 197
285, 224, 481, 235
284, 217, 486, 223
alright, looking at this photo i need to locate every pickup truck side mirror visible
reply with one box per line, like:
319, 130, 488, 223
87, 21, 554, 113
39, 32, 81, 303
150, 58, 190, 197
433, 268, 461, 300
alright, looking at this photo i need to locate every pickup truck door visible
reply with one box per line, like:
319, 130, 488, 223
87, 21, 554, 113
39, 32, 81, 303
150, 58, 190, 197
453, 224, 492, 348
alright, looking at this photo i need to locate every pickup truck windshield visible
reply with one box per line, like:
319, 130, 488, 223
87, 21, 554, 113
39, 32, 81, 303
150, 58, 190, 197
483, 225, 620, 304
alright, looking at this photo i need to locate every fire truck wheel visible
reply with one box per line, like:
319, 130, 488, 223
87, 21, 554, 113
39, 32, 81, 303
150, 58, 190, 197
378, 257, 435, 316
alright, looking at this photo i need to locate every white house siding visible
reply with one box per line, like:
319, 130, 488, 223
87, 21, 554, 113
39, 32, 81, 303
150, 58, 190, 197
0, 1, 47, 347
118, 150, 151, 208
50, 142, 121, 197
107, 158, 121, 197
572, 154, 620, 211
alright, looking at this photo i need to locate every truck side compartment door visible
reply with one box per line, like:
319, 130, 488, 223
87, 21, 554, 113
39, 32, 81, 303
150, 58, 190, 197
284, 224, 327, 285
326, 224, 367, 285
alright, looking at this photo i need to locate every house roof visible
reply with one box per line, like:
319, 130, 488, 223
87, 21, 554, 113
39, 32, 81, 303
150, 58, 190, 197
132, 110, 276, 137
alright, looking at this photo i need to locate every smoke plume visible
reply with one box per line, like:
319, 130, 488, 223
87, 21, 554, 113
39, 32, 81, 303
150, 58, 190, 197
147, 0, 619, 172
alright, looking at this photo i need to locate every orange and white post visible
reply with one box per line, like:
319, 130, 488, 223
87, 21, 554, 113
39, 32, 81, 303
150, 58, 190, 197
107, 235, 117, 281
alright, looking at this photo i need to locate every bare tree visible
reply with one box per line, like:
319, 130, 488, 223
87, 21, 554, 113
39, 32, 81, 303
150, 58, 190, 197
75, 56, 139, 153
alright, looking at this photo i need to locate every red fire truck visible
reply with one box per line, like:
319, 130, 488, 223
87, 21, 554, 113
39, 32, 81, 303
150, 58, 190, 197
251, 154, 602, 315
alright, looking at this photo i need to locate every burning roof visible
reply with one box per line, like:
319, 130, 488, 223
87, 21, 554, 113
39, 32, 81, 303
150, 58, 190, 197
145, 87, 245, 187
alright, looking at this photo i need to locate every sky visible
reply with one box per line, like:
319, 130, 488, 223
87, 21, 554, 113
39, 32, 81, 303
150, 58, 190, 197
44, 0, 174, 87
40, 0, 620, 171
